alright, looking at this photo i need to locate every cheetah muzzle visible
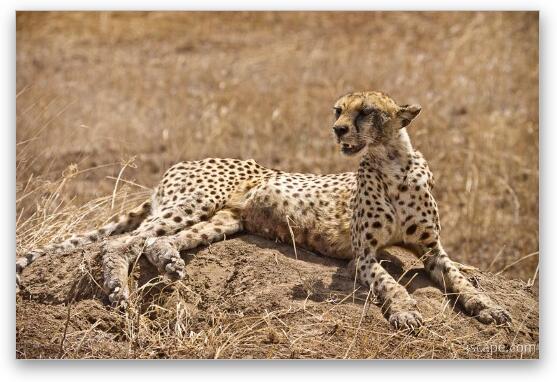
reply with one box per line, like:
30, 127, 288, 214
16, 90, 512, 332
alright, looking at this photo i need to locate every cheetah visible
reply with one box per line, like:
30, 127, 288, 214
16, 91, 511, 330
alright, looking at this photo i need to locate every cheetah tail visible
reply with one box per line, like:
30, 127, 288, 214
16, 199, 153, 290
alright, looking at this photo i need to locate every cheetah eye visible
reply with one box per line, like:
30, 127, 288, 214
333, 107, 342, 119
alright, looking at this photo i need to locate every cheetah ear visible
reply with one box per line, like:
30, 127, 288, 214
397, 104, 422, 128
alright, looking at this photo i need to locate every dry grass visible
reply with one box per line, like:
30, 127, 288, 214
15, 11, 539, 359
17, 234, 539, 359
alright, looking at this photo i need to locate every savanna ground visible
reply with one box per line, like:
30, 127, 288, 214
16, 12, 539, 359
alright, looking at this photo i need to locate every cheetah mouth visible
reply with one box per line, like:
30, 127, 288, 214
341, 143, 366, 155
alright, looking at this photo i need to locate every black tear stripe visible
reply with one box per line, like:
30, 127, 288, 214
354, 115, 360, 133
372, 110, 386, 131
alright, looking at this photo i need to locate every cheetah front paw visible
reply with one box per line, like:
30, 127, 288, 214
477, 306, 512, 325
389, 309, 423, 331
464, 296, 512, 325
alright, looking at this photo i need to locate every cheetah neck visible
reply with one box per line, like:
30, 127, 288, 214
361, 129, 415, 181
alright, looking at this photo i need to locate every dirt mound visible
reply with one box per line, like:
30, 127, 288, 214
16, 235, 539, 359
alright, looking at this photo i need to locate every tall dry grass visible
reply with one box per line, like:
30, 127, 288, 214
16, 11, 538, 280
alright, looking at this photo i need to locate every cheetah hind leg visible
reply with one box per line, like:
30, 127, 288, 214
143, 209, 243, 280
101, 236, 143, 307
143, 236, 187, 281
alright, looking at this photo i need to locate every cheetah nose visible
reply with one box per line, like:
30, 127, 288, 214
333, 125, 349, 138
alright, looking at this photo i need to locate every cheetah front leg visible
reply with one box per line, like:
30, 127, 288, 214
357, 249, 423, 330
143, 209, 243, 279
352, 196, 422, 330
421, 242, 511, 325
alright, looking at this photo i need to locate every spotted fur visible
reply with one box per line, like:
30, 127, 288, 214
334, 91, 511, 329
16, 91, 511, 330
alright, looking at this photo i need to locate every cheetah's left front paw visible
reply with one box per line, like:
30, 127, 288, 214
464, 296, 512, 325
476, 306, 512, 325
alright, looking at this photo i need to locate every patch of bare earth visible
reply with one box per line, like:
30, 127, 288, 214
17, 236, 538, 359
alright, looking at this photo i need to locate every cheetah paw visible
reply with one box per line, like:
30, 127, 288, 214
164, 256, 186, 281
476, 306, 512, 325
105, 280, 129, 308
16, 256, 30, 293
464, 296, 512, 325
145, 237, 186, 281
389, 310, 423, 331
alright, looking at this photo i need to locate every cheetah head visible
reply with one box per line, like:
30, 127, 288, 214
332, 91, 421, 156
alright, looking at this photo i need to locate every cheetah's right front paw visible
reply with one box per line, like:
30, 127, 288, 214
389, 310, 423, 331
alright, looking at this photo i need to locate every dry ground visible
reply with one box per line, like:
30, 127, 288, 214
16, 12, 539, 359
17, 239, 538, 359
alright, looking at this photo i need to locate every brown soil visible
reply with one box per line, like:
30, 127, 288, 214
17, 236, 539, 359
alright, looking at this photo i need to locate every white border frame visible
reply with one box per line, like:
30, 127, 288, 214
3, 1, 551, 381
